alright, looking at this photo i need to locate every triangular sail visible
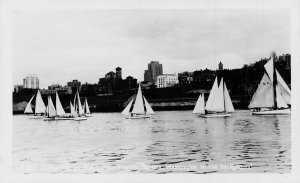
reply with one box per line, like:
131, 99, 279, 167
193, 93, 205, 114
143, 96, 154, 114
264, 57, 274, 81
275, 85, 288, 108
132, 84, 145, 114
55, 92, 65, 116
121, 98, 134, 115
76, 91, 84, 115
47, 96, 56, 117
205, 77, 219, 111
24, 95, 34, 114
84, 98, 91, 114
276, 70, 291, 105
223, 81, 235, 112
70, 102, 76, 115
35, 90, 46, 114
248, 73, 275, 108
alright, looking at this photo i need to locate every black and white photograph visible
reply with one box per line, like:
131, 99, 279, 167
1, 0, 300, 182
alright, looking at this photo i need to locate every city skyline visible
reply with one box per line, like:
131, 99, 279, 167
12, 9, 290, 88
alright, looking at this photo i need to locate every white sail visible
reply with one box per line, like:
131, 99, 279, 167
132, 84, 145, 114
205, 77, 219, 111
248, 73, 275, 108
24, 95, 34, 114
276, 70, 291, 105
275, 85, 288, 108
121, 98, 133, 115
264, 57, 274, 80
70, 102, 76, 115
144, 96, 154, 114
35, 90, 46, 114
223, 81, 235, 112
84, 98, 91, 114
55, 92, 65, 116
193, 93, 205, 114
76, 91, 84, 115
47, 96, 56, 117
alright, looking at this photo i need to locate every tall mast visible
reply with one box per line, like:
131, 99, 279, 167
272, 53, 278, 109
223, 79, 226, 112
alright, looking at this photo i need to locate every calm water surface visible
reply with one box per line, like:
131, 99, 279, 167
13, 110, 291, 174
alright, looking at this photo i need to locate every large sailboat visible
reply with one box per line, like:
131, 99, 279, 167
194, 76, 234, 117
121, 84, 154, 119
248, 52, 291, 115
24, 89, 46, 119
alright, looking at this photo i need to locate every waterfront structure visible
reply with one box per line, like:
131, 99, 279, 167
23, 75, 39, 89
144, 61, 163, 83
193, 69, 216, 83
67, 79, 81, 93
156, 74, 178, 88
98, 67, 138, 94
14, 85, 23, 93
178, 71, 193, 85
116, 67, 122, 79
218, 61, 223, 70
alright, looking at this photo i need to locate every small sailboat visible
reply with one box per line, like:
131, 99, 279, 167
73, 90, 87, 121
121, 84, 154, 119
248, 52, 291, 115
24, 89, 46, 119
196, 76, 234, 117
54, 92, 74, 120
43, 96, 56, 121
83, 98, 92, 117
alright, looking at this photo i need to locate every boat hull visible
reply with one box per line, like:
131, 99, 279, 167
29, 115, 44, 119
250, 108, 290, 115
74, 117, 88, 121
198, 113, 232, 118
54, 117, 75, 120
125, 115, 151, 119
85, 113, 93, 117
43, 117, 55, 121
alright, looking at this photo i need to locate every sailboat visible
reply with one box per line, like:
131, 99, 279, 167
24, 89, 46, 119
121, 84, 154, 119
248, 52, 291, 115
195, 76, 234, 117
73, 89, 87, 121
43, 95, 56, 121
54, 92, 74, 120
83, 98, 92, 117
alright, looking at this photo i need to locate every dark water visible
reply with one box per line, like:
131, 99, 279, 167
13, 110, 291, 174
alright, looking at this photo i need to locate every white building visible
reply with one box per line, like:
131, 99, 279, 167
23, 75, 39, 89
156, 74, 178, 88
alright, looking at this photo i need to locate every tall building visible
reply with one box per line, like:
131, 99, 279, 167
23, 75, 39, 89
218, 61, 223, 70
156, 74, 178, 88
144, 61, 163, 83
116, 67, 122, 79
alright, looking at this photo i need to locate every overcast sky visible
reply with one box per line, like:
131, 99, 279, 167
12, 9, 290, 88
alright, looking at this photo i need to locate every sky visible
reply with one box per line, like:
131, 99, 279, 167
12, 9, 290, 88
